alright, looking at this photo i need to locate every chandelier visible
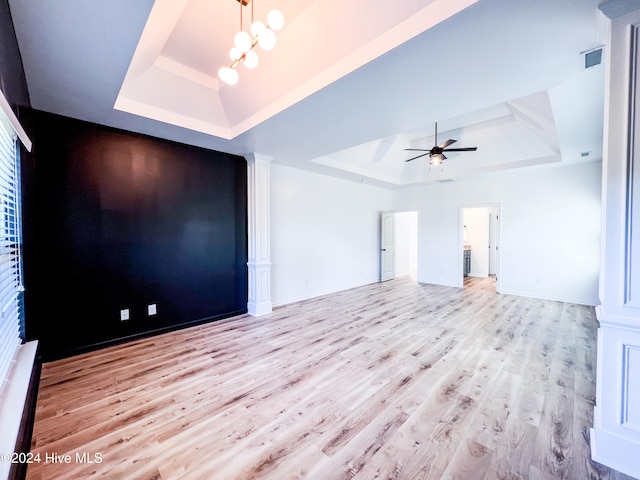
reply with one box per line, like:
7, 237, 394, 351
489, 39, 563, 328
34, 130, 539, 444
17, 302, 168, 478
218, 0, 284, 86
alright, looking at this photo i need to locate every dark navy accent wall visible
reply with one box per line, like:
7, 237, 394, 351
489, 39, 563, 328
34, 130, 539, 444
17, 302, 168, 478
22, 109, 247, 360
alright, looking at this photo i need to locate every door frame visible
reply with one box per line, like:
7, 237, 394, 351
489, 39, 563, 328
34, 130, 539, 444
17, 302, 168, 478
460, 203, 501, 292
379, 211, 419, 282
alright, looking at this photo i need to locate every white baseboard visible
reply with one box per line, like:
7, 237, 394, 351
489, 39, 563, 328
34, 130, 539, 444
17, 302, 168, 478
496, 287, 598, 306
591, 427, 640, 479
273, 278, 379, 307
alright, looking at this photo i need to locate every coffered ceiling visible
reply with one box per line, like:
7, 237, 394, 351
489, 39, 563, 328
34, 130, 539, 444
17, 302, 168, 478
8, 0, 606, 188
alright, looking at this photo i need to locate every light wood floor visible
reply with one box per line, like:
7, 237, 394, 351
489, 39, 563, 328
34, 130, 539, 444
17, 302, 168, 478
27, 277, 634, 479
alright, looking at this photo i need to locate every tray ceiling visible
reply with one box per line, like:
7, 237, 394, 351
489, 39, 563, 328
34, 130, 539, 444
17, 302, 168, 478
8, 0, 606, 188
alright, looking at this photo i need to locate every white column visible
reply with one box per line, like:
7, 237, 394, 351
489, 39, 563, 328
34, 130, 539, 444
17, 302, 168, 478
246, 153, 273, 316
591, 4, 640, 478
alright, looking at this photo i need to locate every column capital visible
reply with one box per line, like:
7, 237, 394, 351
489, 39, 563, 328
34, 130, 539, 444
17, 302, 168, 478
244, 152, 274, 165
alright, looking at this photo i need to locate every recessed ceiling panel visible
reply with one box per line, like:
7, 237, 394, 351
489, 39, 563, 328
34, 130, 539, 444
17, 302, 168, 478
311, 91, 564, 188
114, 0, 479, 139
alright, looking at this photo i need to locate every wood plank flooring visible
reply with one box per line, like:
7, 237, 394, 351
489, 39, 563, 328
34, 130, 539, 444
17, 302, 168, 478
26, 277, 635, 479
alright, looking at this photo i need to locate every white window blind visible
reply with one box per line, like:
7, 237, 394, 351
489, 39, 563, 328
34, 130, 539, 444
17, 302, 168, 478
0, 108, 22, 400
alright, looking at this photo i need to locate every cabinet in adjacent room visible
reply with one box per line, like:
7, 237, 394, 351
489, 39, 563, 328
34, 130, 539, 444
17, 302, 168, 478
463, 247, 471, 277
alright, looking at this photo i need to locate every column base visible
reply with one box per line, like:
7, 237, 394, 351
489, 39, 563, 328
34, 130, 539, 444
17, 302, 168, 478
247, 260, 272, 317
247, 300, 273, 317
591, 426, 640, 479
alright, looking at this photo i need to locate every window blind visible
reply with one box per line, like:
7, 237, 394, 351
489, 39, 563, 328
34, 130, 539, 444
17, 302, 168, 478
0, 109, 22, 400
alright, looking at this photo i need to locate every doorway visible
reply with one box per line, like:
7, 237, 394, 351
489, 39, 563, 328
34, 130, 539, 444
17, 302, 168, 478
395, 211, 418, 279
379, 211, 419, 281
461, 205, 500, 292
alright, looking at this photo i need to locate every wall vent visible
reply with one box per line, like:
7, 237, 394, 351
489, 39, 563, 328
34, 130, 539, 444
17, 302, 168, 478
583, 47, 603, 69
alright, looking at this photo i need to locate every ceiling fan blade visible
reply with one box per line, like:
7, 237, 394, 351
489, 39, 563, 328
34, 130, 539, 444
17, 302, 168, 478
405, 152, 430, 162
439, 139, 457, 149
404, 148, 431, 152
442, 147, 478, 152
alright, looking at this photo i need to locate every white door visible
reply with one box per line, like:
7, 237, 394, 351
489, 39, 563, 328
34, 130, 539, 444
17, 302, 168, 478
489, 211, 496, 275
380, 212, 395, 281
486, 207, 501, 291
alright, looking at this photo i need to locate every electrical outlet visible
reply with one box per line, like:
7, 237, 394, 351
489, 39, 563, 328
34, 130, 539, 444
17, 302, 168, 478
148, 304, 157, 316
120, 309, 130, 321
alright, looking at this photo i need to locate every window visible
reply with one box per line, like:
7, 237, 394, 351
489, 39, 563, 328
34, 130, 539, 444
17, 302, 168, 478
0, 106, 23, 399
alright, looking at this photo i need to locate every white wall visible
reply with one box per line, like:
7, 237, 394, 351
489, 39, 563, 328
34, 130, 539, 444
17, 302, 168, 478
270, 164, 392, 305
270, 160, 601, 307
393, 162, 602, 305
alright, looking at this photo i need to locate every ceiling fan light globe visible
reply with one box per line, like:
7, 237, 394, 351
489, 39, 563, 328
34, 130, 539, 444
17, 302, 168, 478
267, 10, 284, 31
430, 154, 443, 165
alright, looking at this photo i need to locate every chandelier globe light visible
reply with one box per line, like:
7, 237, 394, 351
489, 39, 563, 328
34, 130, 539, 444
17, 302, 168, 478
257, 28, 276, 51
251, 20, 265, 37
234, 31, 252, 53
267, 10, 284, 30
244, 50, 259, 69
218, 66, 239, 85
218, 0, 284, 86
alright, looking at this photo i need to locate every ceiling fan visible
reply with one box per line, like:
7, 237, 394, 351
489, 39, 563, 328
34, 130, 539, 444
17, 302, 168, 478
405, 122, 477, 166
